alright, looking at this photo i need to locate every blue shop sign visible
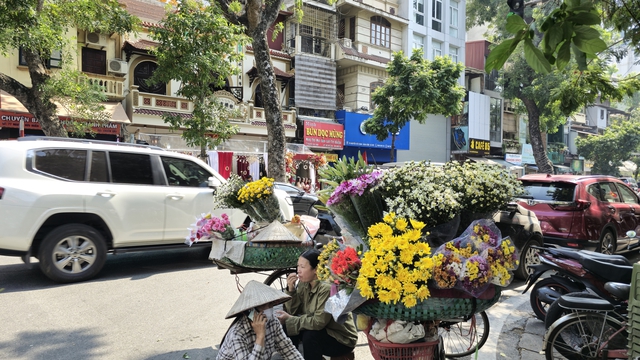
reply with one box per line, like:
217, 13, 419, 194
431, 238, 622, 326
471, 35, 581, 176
335, 110, 410, 150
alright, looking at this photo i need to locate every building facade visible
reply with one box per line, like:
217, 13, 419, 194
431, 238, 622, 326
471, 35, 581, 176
395, 0, 467, 163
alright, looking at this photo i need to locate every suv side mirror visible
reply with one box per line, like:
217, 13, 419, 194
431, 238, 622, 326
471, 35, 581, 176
207, 176, 222, 190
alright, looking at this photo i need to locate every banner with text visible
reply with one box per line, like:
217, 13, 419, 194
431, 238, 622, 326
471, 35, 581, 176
0, 110, 121, 135
303, 120, 344, 150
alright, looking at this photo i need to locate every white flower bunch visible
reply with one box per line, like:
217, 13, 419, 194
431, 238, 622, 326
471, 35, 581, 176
442, 161, 523, 215
377, 161, 462, 228
375, 160, 524, 229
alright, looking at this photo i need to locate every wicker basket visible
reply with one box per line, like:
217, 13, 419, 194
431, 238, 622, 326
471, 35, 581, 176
223, 241, 313, 270
366, 332, 441, 360
354, 286, 501, 322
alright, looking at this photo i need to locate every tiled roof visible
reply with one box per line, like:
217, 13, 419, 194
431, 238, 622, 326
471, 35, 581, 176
246, 45, 291, 59
337, 42, 390, 64
124, 39, 160, 51
247, 66, 294, 78
119, 0, 166, 23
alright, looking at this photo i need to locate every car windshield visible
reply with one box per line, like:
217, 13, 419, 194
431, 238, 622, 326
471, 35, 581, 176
520, 181, 576, 202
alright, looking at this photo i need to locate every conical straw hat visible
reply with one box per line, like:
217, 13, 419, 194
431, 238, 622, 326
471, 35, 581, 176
251, 221, 302, 243
225, 280, 291, 319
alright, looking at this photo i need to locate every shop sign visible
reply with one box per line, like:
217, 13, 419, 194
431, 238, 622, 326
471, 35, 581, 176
336, 110, 410, 150
469, 138, 490, 155
0, 110, 121, 135
505, 153, 522, 165
320, 153, 339, 162
303, 120, 344, 150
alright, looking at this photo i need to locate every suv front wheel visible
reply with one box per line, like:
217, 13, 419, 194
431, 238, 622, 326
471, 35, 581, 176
598, 229, 616, 255
38, 224, 108, 283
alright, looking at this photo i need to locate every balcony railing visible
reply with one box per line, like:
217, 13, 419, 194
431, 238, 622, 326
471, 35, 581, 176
131, 86, 193, 113
248, 107, 296, 126
129, 86, 295, 128
81, 74, 125, 100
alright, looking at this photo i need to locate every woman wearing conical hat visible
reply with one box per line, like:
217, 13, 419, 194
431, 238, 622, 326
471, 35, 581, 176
216, 280, 303, 360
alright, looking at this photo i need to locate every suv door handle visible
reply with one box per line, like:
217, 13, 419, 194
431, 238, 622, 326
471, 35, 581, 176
607, 205, 616, 213
97, 191, 116, 198
166, 194, 184, 200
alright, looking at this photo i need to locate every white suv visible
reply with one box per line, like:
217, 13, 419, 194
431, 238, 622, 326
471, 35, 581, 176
0, 137, 293, 282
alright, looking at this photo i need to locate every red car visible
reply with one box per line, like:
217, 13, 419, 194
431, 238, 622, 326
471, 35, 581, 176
516, 174, 640, 254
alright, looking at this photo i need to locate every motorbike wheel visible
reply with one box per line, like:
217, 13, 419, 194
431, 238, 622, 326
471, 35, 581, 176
529, 278, 573, 321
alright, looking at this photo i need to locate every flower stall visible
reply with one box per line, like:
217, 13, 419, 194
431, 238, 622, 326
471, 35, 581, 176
190, 175, 317, 272
319, 159, 524, 359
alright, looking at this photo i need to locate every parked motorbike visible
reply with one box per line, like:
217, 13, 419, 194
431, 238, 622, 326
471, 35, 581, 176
541, 230, 640, 328
523, 244, 634, 321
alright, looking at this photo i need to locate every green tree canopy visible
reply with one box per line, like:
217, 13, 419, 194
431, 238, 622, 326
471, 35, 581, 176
576, 119, 640, 176
149, 0, 248, 159
482, 0, 640, 74
0, 0, 139, 137
363, 48, 465, 162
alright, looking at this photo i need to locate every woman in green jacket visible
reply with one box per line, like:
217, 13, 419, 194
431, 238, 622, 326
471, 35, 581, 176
275, 249, 358, 360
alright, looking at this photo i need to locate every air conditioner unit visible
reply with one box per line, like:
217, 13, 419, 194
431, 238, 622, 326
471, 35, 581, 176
340, 38, 352, 48
85, 32, 107, 48
108, 59, 128, 75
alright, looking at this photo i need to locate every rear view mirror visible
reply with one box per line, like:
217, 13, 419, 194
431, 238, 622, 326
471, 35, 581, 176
207, 176, 222, 189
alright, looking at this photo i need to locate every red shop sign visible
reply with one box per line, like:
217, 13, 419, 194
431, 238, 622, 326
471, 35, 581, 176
303, 120, 344, 150
0, 110, 121, 135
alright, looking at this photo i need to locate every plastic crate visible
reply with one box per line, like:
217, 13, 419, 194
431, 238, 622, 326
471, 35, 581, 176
366, 334, 440, 360
627, 262, 640, 358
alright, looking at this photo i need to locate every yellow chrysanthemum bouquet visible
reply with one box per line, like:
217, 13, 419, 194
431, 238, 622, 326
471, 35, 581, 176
237, 177, 281, 223
356, 213, 436, 308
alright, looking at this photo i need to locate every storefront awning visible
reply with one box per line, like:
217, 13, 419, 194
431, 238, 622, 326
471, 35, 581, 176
1, 91, 130, 123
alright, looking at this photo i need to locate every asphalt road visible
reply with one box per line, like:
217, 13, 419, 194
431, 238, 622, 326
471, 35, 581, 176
0, 247, 273, 360
1, 247, 639, 360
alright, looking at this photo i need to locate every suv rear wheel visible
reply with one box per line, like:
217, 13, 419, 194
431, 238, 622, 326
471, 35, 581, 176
515, 238, 541, 280
38, 224, 108, 283
598, 229, 616, 255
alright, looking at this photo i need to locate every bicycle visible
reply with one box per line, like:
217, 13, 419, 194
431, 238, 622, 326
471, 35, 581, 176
543, 282, 630, 360
438, 311, 490, 358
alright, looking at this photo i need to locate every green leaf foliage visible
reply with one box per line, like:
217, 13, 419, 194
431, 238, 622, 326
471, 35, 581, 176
149, 0, 248, 158
576, 120, 640, 176
316, 152, 373, 204
524, 38, 552, 74
364, 48, 465, 149
0, 0, 140, 137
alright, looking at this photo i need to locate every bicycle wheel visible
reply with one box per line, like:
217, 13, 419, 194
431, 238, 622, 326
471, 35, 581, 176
438, 311, 489, 358
264, 268, 296, 292
544, 313, 627, 360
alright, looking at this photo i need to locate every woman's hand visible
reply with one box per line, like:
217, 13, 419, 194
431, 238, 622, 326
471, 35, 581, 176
251, 312, 266, 347
286, 273, 298, 292
275, 310, 290, 324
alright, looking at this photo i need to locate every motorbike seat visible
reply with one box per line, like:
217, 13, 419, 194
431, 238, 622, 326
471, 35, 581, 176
538, 247, 631, 266
558, 294, 615, 312
577, 250, 631, 266
604, 282, 630, 301
581, 255, 633, 284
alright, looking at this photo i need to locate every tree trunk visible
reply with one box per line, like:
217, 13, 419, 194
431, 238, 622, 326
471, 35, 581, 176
0, 50, 68, 138
520, 97, 553, 174
390, 134, 396, 162
246, 0, 286, 182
